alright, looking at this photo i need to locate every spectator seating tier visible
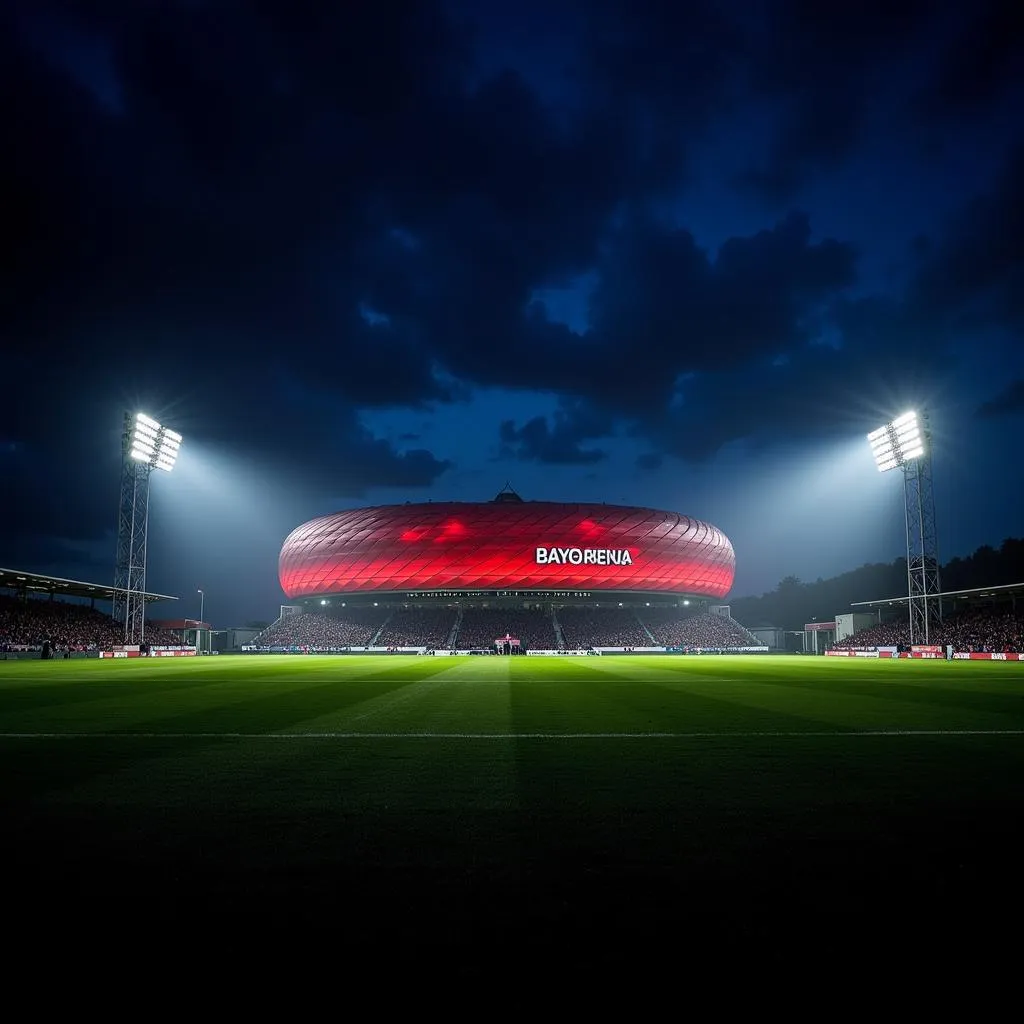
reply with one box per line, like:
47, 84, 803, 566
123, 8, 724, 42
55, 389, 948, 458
0, 595, 179, 650
455, 608, 558, 650
640, 608, 762, 648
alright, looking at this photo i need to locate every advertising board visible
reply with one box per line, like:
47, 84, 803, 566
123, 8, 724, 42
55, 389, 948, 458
951, 652, 1024, 661
526, 649, 592, 656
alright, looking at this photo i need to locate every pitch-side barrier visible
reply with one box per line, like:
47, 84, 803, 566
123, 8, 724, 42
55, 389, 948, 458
238, 645, 771, 656
98, 645, 198, 658
826, 646, 1023, 661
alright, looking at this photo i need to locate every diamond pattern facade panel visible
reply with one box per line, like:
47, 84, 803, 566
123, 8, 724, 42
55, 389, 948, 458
279, 502, 735, 599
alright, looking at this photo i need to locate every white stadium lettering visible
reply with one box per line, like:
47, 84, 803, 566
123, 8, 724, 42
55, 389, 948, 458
533, 547, 634, 567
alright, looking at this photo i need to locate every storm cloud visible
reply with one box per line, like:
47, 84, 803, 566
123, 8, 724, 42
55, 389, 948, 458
2, 0, 1022, 614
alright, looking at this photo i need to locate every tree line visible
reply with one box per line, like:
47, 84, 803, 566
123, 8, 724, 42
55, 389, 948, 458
729, 537, 1024, 631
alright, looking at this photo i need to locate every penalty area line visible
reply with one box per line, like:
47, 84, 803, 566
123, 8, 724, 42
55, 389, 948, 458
2, 729, 1024, 740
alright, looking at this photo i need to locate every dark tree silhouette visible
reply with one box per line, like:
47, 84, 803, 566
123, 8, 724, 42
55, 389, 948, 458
731, 538, 1023, 630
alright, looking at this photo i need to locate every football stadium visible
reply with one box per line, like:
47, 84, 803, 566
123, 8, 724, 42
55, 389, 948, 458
255, 486, 764, 655
2, 457, 1024, 966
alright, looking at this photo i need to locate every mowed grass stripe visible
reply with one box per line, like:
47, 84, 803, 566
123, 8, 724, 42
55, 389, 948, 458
764, 674, 1024, 719
506, 656, 799, 737
593, 655, 1024, 732
509, 656, 932, 735
563, 668, 843, 734
34, 730, 521, 815
648, 671, 1021, 733
0, 657, 463, 734
3, 655, 1024, 742
0, 668, 246, 714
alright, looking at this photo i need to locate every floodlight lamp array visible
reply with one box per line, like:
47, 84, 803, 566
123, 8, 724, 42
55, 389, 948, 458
867, 411, 925, 472
129, 412, 182, 472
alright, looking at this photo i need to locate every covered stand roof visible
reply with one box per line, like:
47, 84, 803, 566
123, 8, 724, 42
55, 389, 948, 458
851, 581, 1024, 609
0, 567, 178, 605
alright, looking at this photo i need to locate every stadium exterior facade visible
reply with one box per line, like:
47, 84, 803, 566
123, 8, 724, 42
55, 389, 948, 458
278, 492, 735, 607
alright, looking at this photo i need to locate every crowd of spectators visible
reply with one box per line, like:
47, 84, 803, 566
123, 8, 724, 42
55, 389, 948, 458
252, 607, 389, 649
248, 604, 767, 650
832, 607, 1024, 653
642, 608, 762, 648
557, 607, 651, 648
942, 609, 1023, 652
0, 595, 179, 651
376, 607, 457, 648
829, 620, 905, 650
455, 608, 558, 649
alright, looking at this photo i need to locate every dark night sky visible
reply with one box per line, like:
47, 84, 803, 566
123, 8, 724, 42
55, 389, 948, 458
2, 0, 1022, 626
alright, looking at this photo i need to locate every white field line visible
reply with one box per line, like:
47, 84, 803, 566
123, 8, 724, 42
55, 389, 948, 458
2, 729, 1024, 740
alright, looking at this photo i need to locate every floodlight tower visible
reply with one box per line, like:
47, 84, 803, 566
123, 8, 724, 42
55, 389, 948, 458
113, 412, 182, 643
867, 410, 941, 645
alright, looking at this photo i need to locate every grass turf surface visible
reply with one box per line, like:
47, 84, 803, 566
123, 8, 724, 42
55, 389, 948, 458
2, 653, 1024, 966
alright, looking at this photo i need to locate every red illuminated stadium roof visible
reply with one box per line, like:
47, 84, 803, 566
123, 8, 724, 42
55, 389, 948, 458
279, 499, 735, 599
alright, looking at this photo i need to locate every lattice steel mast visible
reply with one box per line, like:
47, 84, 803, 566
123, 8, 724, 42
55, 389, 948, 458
868, 410, 941, 645
902, 416, 941, 644
112, 412, 182, 644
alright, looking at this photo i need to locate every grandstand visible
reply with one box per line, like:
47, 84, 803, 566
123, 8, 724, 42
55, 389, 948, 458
643, 608, 762, 649
248, 602, 770, 652
831, 606, 1023, 653
557, 606, 651, 648
456, 607, 558, 650
0, 567, 180, 654
377, 606, 457, 648
0, 594, 180, 652
251, 605, 389, 649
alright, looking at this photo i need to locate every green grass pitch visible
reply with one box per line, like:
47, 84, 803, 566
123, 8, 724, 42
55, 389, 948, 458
3, 653, 1024, 965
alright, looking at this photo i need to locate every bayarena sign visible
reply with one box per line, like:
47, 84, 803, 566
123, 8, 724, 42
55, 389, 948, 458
278, 490, 735, 599
535, 547, 633, 566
